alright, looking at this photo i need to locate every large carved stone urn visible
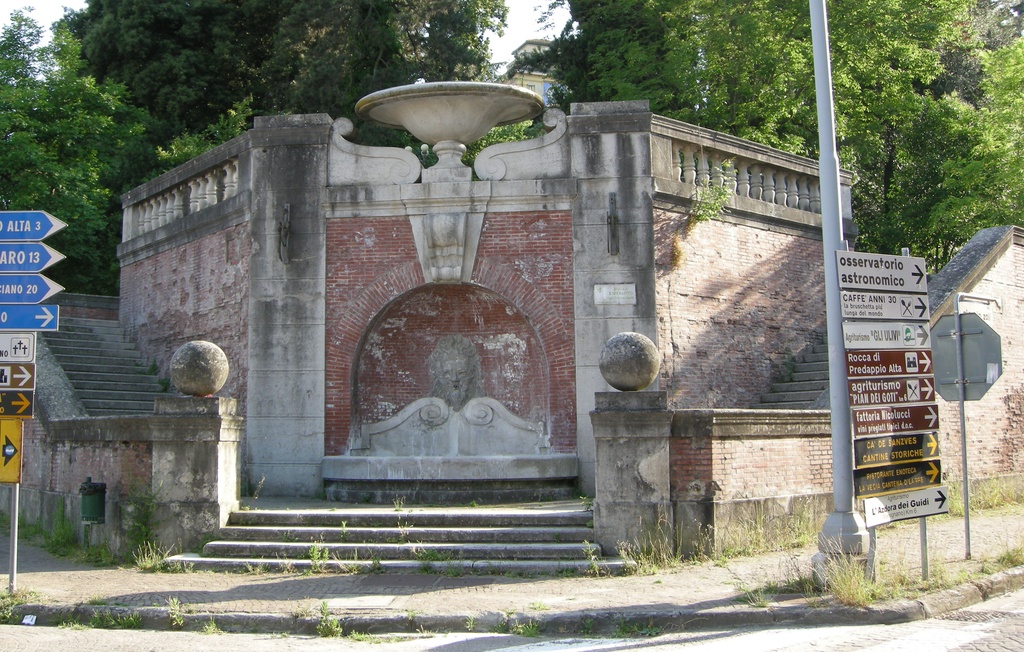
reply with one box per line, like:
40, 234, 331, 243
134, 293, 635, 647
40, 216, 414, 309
355, 82, 543, 180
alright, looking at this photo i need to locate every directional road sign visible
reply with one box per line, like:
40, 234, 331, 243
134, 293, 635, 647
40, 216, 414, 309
854, 432, 940, 469
0, 390, 32, 418
0, 211, 67, 241
842, 321, 930, 350
863, 486, 949, 528
852, 403, 940, 437
0, 364, 34, 390
846, 349, 933, 378
855, 459, 942, 499
840, 290, 930, 321
848, 376, 936, 407
932, 312, 1003, 401
0, 305, 58, 332
0, 274, 63, 304
836, 251, 928, 293
0, 420, 21, 484
0, 243, 65, 273
0, 333, 34, 362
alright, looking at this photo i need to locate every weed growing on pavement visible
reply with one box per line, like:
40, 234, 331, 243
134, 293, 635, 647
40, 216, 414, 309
464, 615, 476, 631
244, 562, 269, 574
579, 617, 594, 635
56, 615, 86, 629
946, 477, 1024, 517
87, 595, 108, 605
90, 611, 142, 629
617, 510, 681, 574
133, 541, 168, 571
44, 501, 78, 556
614, 618, 661, 637
162, 560, 195, 574
307, 541, 329, 574
125, 484, 160, 556
997, 544, 1024, 568
0, 590, 33, 624
736, 583, 775, 608
167, 597, 188, 630
528, 601, 549, 611
201, 617, 223, 634
316, 602, 343, 637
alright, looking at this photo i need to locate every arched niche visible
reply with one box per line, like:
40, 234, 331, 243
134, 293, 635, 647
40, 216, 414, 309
349, 284, 550, 456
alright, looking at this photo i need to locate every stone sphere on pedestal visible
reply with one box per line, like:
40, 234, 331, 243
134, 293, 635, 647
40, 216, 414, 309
170, 341, 229, 397
599, 332, 660, 391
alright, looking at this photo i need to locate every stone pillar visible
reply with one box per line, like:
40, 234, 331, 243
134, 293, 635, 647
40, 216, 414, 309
591, 391, 674, 555
151, 396, 242, 550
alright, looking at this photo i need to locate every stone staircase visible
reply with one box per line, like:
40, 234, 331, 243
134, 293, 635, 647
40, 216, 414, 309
757, 342, 830, 409
42, 316, 167, 416
166, 500, 629, 575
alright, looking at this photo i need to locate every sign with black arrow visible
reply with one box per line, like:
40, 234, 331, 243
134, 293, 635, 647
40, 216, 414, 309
863, 486, 949, 528
855, 459, 942, 499
0, 420, 21, 483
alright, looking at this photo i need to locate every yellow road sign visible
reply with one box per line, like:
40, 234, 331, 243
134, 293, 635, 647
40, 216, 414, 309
0, 419, 22, 484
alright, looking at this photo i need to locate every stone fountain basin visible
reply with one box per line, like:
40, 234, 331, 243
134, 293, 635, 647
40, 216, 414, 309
355, 82, 544, 146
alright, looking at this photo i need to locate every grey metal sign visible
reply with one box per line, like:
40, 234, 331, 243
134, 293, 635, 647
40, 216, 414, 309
932, 313, 1002, 401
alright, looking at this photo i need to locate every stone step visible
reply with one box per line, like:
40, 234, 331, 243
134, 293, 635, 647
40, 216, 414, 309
42, 315, 166, 416
791, 361, 829, 373
217, 525, 595, 544
770, 380, 828, 393
202, 540, 595, 561
791, 370, 830, 383
227, 506, 593, 529
162, 554, 628, 576
759, 390, 824, 404
187, 501, 611, 574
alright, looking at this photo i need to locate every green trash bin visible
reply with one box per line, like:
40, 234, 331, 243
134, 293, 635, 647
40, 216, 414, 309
79, 477, 106, 524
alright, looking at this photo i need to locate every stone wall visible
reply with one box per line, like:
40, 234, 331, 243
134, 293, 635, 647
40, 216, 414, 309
5, 398, 241, 556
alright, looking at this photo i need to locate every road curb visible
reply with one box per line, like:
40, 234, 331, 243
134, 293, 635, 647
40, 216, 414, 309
10, 564, 1024, 635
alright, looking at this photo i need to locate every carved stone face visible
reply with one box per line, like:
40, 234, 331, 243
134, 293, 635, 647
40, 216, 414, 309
428, 335, 484, 411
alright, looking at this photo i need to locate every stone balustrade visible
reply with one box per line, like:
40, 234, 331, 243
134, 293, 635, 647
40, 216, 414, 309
651, 116, 853, 220
122, 158, 240, 240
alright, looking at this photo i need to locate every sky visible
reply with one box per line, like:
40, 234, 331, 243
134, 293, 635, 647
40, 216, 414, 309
0, 1, 570, 66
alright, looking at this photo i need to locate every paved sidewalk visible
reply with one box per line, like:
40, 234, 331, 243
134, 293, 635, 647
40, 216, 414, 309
2, 506, 1023, 636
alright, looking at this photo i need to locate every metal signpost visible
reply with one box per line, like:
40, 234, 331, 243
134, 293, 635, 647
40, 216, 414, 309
839, 249, 943, 579
0, 210, 65, 593
932, 295, 1003, 559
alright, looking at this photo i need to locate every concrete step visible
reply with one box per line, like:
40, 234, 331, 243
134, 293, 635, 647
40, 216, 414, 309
791, 370, 830, 383
791, 361, 828, 374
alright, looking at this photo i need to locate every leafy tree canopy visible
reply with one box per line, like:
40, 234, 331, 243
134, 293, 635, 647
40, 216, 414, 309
534, 0, 1021, 269
1, 11, 145, 294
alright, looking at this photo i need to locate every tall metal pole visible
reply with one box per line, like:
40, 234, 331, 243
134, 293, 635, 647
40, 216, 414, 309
8, 482, 18, 593
953, 294, 971, 559
810, 0, 868, 556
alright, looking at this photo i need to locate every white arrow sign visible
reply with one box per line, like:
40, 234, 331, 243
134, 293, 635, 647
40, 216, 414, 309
843, 322, 931, 350
864, 486, 949, 528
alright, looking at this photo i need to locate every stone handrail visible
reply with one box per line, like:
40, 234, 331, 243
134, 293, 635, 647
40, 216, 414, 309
651, 116, 853, 219
120, 128, 254, 242
122, 158, 240, 240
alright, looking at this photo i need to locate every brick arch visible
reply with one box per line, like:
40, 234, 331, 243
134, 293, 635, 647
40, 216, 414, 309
352, 284, 550, 439
324, 211, 576, 455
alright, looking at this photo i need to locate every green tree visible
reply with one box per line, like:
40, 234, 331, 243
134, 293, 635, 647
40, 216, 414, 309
536, 0, 1014, 268
0, 11, 145, 294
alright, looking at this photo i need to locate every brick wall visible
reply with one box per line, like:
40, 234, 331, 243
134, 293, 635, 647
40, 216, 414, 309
671, 411, 833, 503
936, 237, 1024, 481
655, 211, 827, 409
325, 211, 575, 455
118, 223, 250, 404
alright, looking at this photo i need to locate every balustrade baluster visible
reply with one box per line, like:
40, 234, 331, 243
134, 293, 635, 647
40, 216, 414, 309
761, 168, 776, 204
797, 177, 810, 211
749, 164, 764, 201
189, 178, 202, 212
682, 146, 697, 184
736, 161, 750, 198
696, 152, 710, 186
775, 172, 789, 206
787, 175, 800, 208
